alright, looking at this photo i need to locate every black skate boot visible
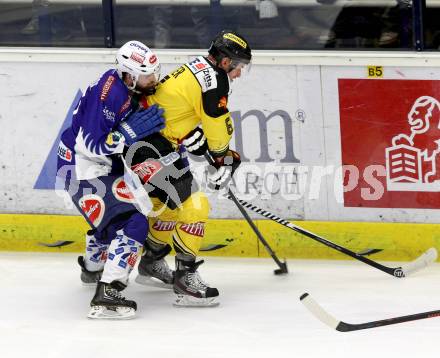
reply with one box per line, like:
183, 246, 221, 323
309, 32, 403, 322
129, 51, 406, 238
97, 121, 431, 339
78, 256, 102, 285
135, 243, 174, 289
173, 259, 219, 307
87, 281, 137, 320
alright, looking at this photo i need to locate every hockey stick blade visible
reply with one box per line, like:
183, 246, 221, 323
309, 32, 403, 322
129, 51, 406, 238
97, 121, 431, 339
400, 247, 438, 277
356, 248, 383, 256
230, 195, 437, 278
300, 293, 340, 330
300, 293, 440, 332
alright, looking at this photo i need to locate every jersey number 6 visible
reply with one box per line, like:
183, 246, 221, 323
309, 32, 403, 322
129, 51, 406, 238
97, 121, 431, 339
225, 117, 233, 135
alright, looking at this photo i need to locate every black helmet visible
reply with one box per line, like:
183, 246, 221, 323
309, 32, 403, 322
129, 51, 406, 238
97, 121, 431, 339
208, 30, 252, 65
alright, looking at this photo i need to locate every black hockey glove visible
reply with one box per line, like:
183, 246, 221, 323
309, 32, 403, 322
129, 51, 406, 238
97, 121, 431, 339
181, 126, 208, 156
207, 150, 241, 191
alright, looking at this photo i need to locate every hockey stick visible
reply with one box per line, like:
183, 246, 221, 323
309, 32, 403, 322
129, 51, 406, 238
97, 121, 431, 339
230, 196, 437, 278
300, 293, 440, 332
204, 154, 288, 275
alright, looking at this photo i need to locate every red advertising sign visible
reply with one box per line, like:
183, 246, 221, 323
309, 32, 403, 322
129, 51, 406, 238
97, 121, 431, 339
339, 79, 440, 208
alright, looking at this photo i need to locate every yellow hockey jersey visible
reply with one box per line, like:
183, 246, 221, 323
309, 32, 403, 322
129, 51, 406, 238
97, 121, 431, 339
145, 56, 233, 157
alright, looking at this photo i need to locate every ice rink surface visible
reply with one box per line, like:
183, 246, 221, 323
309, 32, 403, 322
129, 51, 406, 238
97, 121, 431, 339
0, 252, 439, 358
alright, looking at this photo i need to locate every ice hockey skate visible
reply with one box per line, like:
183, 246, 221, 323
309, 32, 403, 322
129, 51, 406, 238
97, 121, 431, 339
135, 243, 174, 289
78, 256, 102, 285
87, 281, 137, 320
173, 259, 219, 307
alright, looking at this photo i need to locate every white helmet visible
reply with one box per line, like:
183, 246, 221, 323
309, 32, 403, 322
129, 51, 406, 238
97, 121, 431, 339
116, 40, 161, 90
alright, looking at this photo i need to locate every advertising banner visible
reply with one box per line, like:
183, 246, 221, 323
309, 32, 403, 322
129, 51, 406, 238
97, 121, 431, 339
340, 79, 440, 209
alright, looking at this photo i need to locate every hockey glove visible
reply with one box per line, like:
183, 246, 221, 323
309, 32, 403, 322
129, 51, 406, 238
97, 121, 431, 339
207, 150, 241, 191
116, 104, 165, 146
181, 126, 208, 156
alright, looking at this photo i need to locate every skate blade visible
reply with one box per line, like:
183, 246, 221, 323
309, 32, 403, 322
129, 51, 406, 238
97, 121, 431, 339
173, 294, 219, 307
135, 274, 173, 290
87, 305, 136, 320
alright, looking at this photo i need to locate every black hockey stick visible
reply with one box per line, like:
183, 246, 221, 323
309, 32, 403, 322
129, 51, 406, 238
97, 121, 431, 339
204, 154, 288, 275
230, 196, 437, 278
300, 293, 440, 332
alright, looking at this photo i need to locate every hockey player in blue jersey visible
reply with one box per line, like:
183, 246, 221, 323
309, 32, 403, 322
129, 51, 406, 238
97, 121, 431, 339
56, 40, 172, 319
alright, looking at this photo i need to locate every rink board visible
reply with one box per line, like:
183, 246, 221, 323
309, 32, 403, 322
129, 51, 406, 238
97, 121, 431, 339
2, 50, 440, 225
0, 214, 438, 262
2, 50, 440, 264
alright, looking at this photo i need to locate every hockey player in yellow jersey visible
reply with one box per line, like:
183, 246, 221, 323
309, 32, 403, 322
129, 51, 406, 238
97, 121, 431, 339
127, 30, 252, 307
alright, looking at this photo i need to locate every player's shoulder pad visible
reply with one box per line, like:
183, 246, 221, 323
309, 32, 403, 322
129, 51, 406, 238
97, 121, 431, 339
186, 56, 218, 93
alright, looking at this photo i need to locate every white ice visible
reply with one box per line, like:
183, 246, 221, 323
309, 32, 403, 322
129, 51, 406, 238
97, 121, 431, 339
0, 252, 438, 358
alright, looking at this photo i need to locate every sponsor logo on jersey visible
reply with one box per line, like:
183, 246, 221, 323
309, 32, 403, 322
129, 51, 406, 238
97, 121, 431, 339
152, 220, 177, 231
127, 252, 138, 267
202, 69, 212, 88
149, 54, 157, 64
57, 141, 72, 162
195, 65, 217, 92
187, 57, 209, 74
100, 75, 115, 101
112, 177, 136, 203
179, 222, 205, 237
79, 194, 105, 227
223, 33, 247, 48
102, 106, 116, 122
119, 96, 132, 115
132, 160, 163, 183
130, 52, 145, 64
105, 131, 123, 146
100, 250, 108, 262
218, 96, 228, 109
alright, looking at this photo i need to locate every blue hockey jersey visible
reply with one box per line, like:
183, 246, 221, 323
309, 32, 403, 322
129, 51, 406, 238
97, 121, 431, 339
57, 69, 135, 180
